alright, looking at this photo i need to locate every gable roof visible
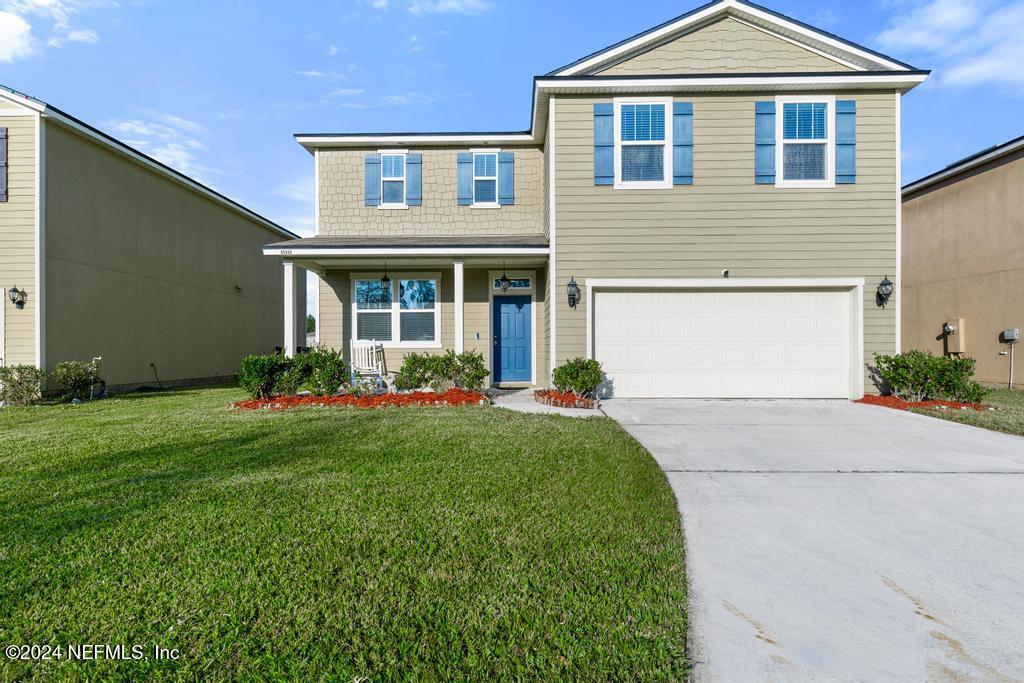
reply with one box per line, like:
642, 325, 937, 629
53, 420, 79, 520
903, 133, 1024, 198
548, 0, 916, 76
0, 84, 297, 241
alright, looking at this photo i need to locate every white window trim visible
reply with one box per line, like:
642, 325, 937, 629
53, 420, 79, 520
488, 270, 537, 387
471, 149, 500, 208
613, 96, 673, 190
378, 149, 409, 210
775, 95, 836, 189
350, 272, 442, 349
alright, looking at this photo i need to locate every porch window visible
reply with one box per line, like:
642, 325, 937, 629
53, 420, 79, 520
354, 275, 440, 346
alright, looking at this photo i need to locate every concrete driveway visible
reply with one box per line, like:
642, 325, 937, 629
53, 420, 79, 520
602, 400, 1024, 681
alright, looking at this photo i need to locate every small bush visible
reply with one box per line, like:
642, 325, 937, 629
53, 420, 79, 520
0, 364, 48, 406
238, 354, 292, 399
552, 358, 603, 398
51, 359, 103, 401
304, 347, 348, 396
395, 350, 489, 392
872, 350, 987, 403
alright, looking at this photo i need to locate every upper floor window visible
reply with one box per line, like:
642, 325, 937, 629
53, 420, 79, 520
380, 153, 407, 207
776, 96, 835, 188
614, 98, 673, 189
473, 152, 498, 206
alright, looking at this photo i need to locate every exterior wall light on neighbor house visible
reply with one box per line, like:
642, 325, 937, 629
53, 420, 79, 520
8, 285, 26, 309
876, 275, 894, 308
567, 277, 581, 309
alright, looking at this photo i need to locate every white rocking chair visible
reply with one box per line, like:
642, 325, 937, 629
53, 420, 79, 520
350, 340, 390, 390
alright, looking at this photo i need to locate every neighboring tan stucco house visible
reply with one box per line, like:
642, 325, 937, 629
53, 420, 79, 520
0, 85, 302, 391
902, 135, 1024, 388
267, 0, 927, 399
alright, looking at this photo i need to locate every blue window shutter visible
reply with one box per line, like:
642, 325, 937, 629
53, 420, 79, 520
406, 153, 422, 205
754, 101, 776, 184
673, 101, 693, 185
836, 100, 857, 184
457, 152, 473, 206
498, 151, 515, 205
364, 153, 381, 206
594, 102, 614, 186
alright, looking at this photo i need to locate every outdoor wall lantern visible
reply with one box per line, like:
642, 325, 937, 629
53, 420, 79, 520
876, 275, 894, 308
567, 277, 581, 309
499, 262, 511, 293
380, 261, 391, 292
7, 285, 26, 309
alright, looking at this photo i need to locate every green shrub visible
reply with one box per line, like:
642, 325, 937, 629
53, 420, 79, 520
238, 354, 292, 399
304, 347, 348, 396
51, 359, 103, 401
552, 358, 604, 398
395, 350, 488, 392
872, 350, 987, 403
0, 364, 48, 406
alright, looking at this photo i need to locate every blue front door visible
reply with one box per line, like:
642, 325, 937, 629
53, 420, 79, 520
493, 295, 531, 383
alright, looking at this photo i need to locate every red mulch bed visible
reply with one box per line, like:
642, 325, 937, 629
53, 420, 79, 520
534, 389, 598, 410
233, 388, 489, 411
856, 394, 987, 412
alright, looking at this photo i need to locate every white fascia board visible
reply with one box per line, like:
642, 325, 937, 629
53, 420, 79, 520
297, 133, 535, 149
0, 88, 46, 113
263, 246, 550, 257
902, 137, 1024, 196
536, 73, 927, 91
553, 0, 909, 76
585, 277, 865, 289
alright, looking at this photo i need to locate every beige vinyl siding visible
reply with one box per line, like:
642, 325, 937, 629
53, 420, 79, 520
318, 148, 545, 237
553, 93, 899, 389
43, 121, 286, 388
596, 17, 856, 76
0, 113, 37, 366
318, 268, 547, 387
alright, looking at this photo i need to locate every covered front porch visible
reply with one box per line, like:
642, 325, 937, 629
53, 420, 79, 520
265, 235, 550, 388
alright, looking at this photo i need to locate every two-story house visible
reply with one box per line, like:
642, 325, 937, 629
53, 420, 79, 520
265, 0, 927, 399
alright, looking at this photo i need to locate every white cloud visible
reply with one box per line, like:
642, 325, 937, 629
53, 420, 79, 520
326, 45, 340, 56
47, 25, 96, 46
409, 34, 422, 52
330, 88, 365, 96
370, 0, 388, 8
0, 10, 34, 61
874, 0, 1024, 89
106, 112, 214, 179
297, 69, 324, 78
408, 0, 493, 16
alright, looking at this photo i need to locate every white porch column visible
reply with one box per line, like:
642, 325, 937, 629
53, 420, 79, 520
283, 261, 305, 357
453, 260, 464, 353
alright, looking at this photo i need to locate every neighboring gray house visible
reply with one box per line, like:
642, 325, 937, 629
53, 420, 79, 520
267, 0, 927, 399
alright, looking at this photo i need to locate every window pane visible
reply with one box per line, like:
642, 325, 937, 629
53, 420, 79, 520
474, 153, 496, 177
355, 280, 392, 310
621, 145, 664, 182
357, 312, 392, 341
400, 312, 435, 342
783, 143, 827, 180
621, 104, 665, 142
493, 277, 531, 289
382, 154, 404, 178
382, 180, 405, 204
474, 179, 497, 203
784, 102, 827, 140
400, 279, 436, 310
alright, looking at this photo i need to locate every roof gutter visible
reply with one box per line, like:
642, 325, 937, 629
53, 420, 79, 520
263, 246, 551, 257
903, 135, 1024, 197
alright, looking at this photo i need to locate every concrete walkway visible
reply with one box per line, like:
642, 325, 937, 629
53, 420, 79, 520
602, 399, 1024, 682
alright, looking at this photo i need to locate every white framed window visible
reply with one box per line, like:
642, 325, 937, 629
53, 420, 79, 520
352, 273, 441, 347
775, 95, 836, 189
380, 151, 407, 208
614, 97, 673, 189
472, 152, 499, 207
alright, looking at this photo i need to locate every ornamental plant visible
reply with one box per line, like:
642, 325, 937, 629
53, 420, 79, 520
872, 350, 987, 403
51, 359, 104, 402
395, 350, 488, 392
552, 358, 603, 398
0, 364, 48, 406
238, 353, 292, 400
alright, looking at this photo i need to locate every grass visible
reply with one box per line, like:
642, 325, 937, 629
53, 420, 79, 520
911, 388, 1024, 437
0, 386, 687, 681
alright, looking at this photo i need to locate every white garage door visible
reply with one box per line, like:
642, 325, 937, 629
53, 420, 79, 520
594, 289, 852, 399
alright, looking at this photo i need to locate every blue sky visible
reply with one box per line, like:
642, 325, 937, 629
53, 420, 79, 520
1, 0, 1022, 304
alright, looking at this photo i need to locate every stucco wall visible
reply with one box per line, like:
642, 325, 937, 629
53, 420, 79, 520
550, 93, 900, 389
0, 112, 37, 367
318, 148, 545, 237
596, 17, 856, 76
43, 121, 288, 388
902, 150, 1024, 387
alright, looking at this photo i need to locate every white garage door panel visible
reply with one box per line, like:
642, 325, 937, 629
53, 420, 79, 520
595, 290, 851, 399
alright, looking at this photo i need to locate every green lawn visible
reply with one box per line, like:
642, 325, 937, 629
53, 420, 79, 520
911, 387, 1024, 437
0, 387, 687, 681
